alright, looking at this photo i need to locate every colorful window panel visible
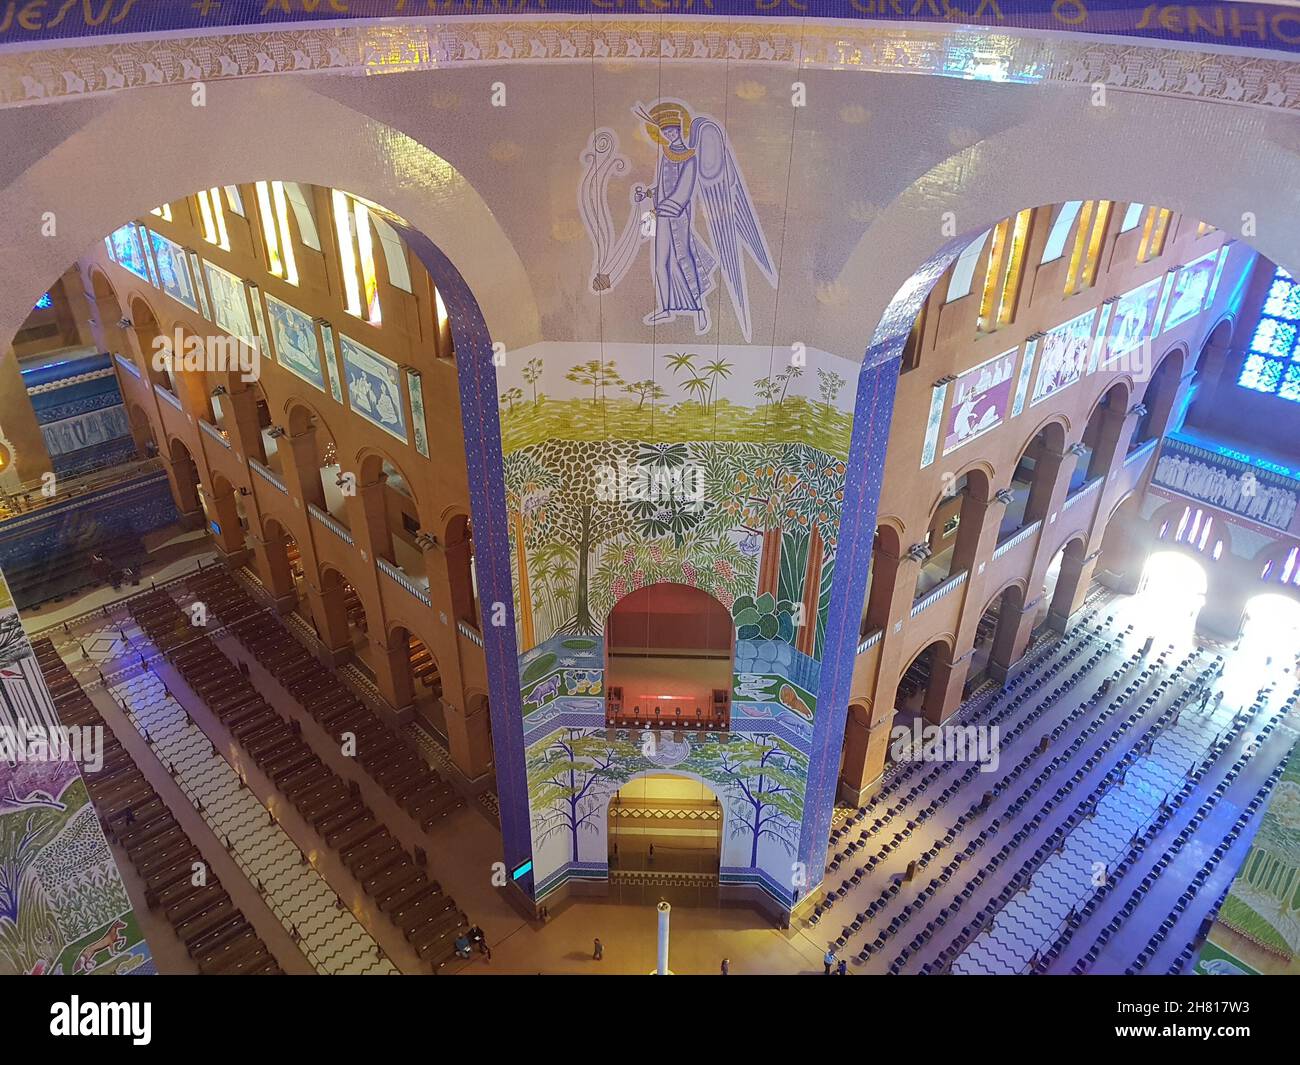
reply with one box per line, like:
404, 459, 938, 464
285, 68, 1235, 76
1240, 266, 1300, 402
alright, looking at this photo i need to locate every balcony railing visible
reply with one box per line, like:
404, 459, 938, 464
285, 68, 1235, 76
457, 619, 484, 647
249, 459, 287, 494
910, 570, 967, 619
199, 420, 231, 449
992, 520, 1042, 561
308, 502, 354, 545
856, 629, 883, 655
1125, 437, 1159, 466
114, 352, 141, 378
378, 557, 432, 607
153, 383, 182, 411
1062, 476, 1102, 511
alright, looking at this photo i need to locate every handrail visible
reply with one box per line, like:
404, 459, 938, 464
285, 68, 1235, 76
992, 520, 1042, 560
856, 628, 883, 655
249, 459, 287, 494
910, 569, 967, 619
378, 557, 432, 607
308, 502, 354, 545
153, 382, 182, 411
114, 353, 141, 379
199, 419, 231, 449
457, 619, 484, 647
1062, 476, 1102, 511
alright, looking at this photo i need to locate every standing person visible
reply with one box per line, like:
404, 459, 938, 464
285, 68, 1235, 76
824, 947, 836, 975
837, 958, 847, 976
593, 937, 603, 961
720, 958, 729, 976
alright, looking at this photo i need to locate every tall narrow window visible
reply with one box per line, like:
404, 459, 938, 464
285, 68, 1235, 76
1120, 202, 1145, 232
1196, 220, 1217, 238
1040, 201, 1082, 263
195, 188, 230, 250
1064, 199, 1111, 294
1137, 206, 1172, 263
945, 230, 990, 302
1239, 265, 1300, 402
150, 204, 172, 222
223, 185, 245, 217
978, 208, 1032, 331
332, 189, 381, 324
256, 180, 299, 285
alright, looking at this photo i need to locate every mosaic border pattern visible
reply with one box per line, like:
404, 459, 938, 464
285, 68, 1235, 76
2, 18, 1300, 113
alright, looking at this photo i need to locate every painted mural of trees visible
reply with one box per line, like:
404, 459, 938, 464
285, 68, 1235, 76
781, 444, 847, 656
522, 357, 544, 405
565, 359, 623, 407
694, 734, 807, 869
589, 532, 752, 620
816, 368, 846, 413
504, 450, 561, 651
665, 351, 733, 416
529, 438, 632, 634
699, 442, 797, 599
527, 730, 648, 864
622, 379, 667, 409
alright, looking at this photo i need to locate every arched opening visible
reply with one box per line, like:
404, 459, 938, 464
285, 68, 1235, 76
204, 471, 246, 556
604, 583, 733, 731
1039, 536, 1087, 633
1074, 381, 1130, 491
125, 401, 158, 460
1241, 593, 1300, 665
967, 583, 1024, 691
252, 513, 299, 603
166, 436, 201, 517
311, 562, 367, 660
915, 469, 990, 597
893, 638, 950, 725
357, 451, 426, 591
445, 512, 479, 629
86, 268, 129, 360
1138, 549, 1208, 638
1130, 348, 1186, 450
128, 297, 171, 392
999, 422, 1067, 541
607, 772, 722, 900
862, 523, 901, 635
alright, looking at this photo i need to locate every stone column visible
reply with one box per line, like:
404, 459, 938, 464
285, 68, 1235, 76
921, 646, 969, 725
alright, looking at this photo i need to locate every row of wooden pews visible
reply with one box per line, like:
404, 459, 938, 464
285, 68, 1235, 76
127, 588, 470, 969
408, 634, 442, 698
31, 637, 283, 974
190, 568, 463, 830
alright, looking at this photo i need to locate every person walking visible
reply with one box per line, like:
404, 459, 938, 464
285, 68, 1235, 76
720, 958, 730, 976
836, 958, 847, 976
824, 947, 836, 975
593, 937, 603, 961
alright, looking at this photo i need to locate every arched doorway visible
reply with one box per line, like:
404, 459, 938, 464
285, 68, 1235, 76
1138, 549, 1208, 638
604, 583, 733, 730
892, 638, 953, 728
607, 773, 722, 905
999, 422, 1067, 541
968, 584, 1024, 690
1130, 348, 1186, 450
1241, 593, 1300, 666
1040, 536, 1087, 633
916, 469, 991, 597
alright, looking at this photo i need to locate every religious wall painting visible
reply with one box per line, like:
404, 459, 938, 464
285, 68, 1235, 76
145, 230, 198, 313
1106, 276, 1164, 364
1030, 308, 1098, 407
265, 294, 326, 392
1163, 249, 1220, 332
338, 334, 407, 442
406, 369, 430, 458
578, 99, 777, 342
201, 260, 254, 344
105, 224, 151, 284
942, 348, 1018, 456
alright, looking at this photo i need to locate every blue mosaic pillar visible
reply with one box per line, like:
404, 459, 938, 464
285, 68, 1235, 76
796, 354, 899, 898
398, 229, 532, 887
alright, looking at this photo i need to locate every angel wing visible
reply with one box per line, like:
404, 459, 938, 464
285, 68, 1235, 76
690, 117, 777, 342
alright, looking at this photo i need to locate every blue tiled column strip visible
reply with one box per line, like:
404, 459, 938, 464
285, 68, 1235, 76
397, 228, 532, 881
797, 355, 899, 898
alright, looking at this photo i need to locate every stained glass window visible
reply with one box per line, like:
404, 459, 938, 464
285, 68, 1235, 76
1240, 266, 1300, 402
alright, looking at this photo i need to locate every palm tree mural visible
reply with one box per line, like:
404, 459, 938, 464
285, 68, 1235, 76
522, 357, 544, 405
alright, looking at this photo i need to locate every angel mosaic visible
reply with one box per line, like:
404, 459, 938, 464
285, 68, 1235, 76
579, 99, 777, 342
